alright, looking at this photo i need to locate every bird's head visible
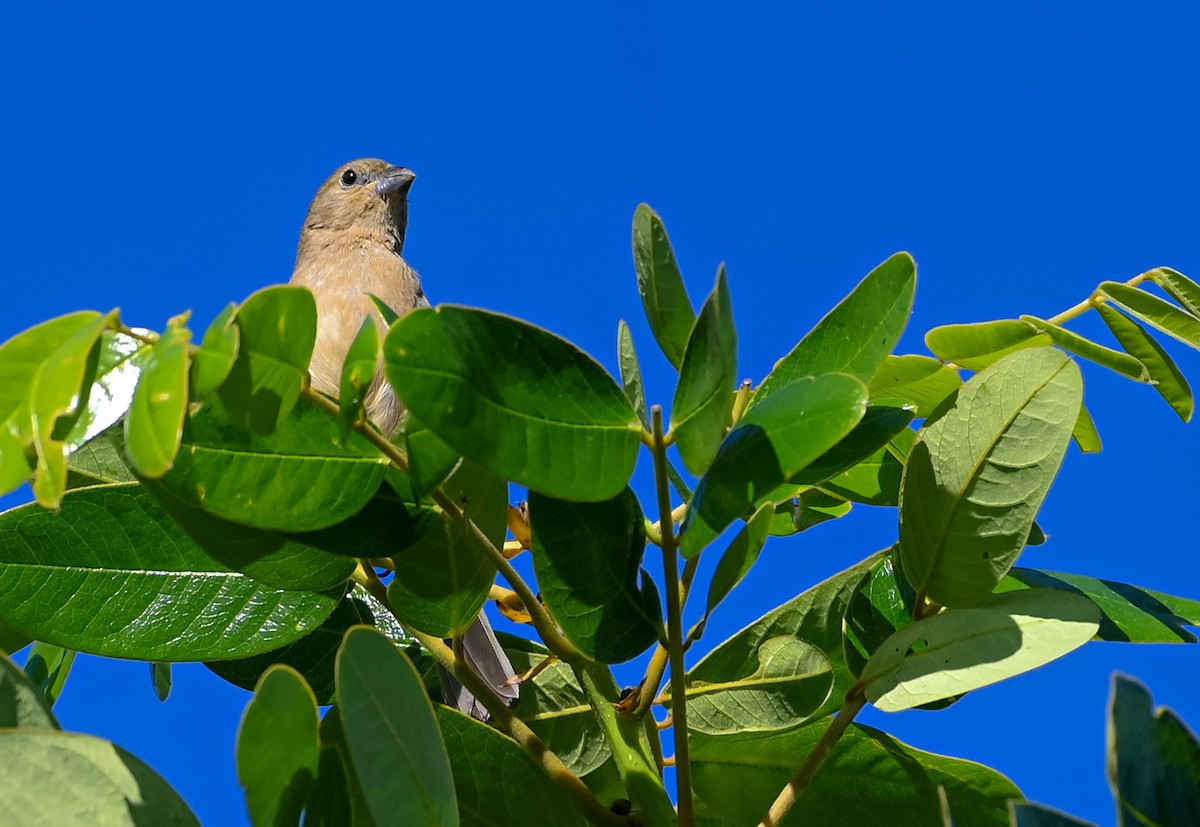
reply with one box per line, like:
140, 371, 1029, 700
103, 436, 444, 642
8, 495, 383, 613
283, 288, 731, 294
302, 158, 416, 252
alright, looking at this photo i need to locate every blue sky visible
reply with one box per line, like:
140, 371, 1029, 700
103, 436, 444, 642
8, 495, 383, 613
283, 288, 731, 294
3, 3, 1199, 825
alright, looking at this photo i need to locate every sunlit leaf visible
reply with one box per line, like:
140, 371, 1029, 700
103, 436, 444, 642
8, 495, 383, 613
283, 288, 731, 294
861, 589, 1099, 712
403, 413, 461, 499
1009, 801, 1098, 827
1151, 267, 1200, 318
23, 642, 75, 707
384, 306, 641, 502
1019, 315, 1147, 381
339, 318, 380, 441
617, 320, 649, 428
0, 652, 58, 729
192, 303, 239, 398
754, 252, 915, 405
925, 319, 1051, 371
1099, 281, 1200, 351
869, 355, 961, 417
125, 317, 192, 478
672, 267, 737, 474
1097, 304, 1193, 422
899, 347, 1082, 606
704, 505, 773, 623
632, 204, 695, 369
1072, 403, 1102, 454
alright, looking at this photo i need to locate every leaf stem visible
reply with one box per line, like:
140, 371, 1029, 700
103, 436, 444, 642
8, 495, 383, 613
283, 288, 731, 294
1045, 270, 1155, 327
756, 691, 868, 827
650, 405, 695, 826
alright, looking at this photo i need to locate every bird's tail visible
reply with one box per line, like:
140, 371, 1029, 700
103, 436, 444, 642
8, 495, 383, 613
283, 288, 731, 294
436, 612, 519, 722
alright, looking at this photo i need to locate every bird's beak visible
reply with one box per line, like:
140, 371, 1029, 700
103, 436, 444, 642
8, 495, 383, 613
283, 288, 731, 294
376, 167, 416, 198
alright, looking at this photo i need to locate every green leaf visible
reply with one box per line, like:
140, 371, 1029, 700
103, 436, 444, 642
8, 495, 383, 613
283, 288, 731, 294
768, 489, 853, 536
384, 306, 641, 502
672, 266, 738, 475
1072, 402, 1103, 454
0, 731, 201, 826
403, 413, 461, 499
1108, 674, 1200, 827
818, 425, 913, 507
388, 460, 507, 636
899, 347, 1082, 606
192, 303, 239, 398
1097, 303, 1193, 422
861, 588, 1099, 712
0, 651, 59, 729
61, 330, 148, 451
754, 252, 915, 405
437, 706, 588, 827
1151, 267, 1200, 318
681, 373, 868, 557
30, 311, 117, 507
1009, 801, 1099, 827
925, 319, 1052, 371
338, 319, 381, 442
704, 505, 773, 624
999, 568, 1200, 644
691, 722, 1020, 827
336, 626, 458, 827
1100, 281, 1200, 351
208, 584, 428, 705
237, 665, 321, 827
869, 355, 961, 417
682, 637, 832, 735
218, 285, 317, 435
313, 707, 378, 827
124, 318, 192, 478
530, 487, 662, 663
632, 204, 696, 369
369, 294, 401, 326
0, 484, 341, 660
142, 476, 356, 592
843, 550, 918, 678
617, 320, 649, 428
690, 553, 885, 721
153, 396, 387, 533
23, 642, 75, 707
0, 621, 31, 656
1019, 315, 1148, 381
150, 662, 172, 702
67, 421, 138, 488
789, 402, 915, 489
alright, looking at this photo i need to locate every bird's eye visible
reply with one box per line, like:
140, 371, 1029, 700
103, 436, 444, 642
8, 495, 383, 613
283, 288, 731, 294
341, 169, 358, 186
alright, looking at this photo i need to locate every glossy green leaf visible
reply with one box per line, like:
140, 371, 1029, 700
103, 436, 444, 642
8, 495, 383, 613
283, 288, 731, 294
0, 731, 201, 827
869, 354, 961, 417
1097, 303, 1193, 422
681, 373, 868, 557
61, 330, 148, 451
925, 319, 1051, 371
29, 311, 117, 508
208, 585, 428, 705
384, 305, 641, 502
0, 484, 341, 660
1108, 674, 1200, 827
403, 413, 461, 499
1151, 267, 1200, 318
691, 722, 1020, 827
24, 642, 75, 707
789, 402, 914, 489
672, 266, 737, 475
617, 320, 649, 428
1100, 281, 1200, 351
1009, 801, 1099, 827
899, 347, 1082, 606
0, 312, 101, 425
530, 487, 662, 663
1019, 315, 1148, 381
1072, 403, 1102, 454
632, 203, 696, 369
843, 550, 918, 678
690, 553, 884, 721
768, 488, 853, 536
336, 626, 458, 827
218, 285, 317, 435
153, 396, 387, 533
388, 460, 507, 636
150, 662, 171, 702
754, 252, 915, 406
338, 318, 381, 441
704, 504, 773, 623
998, 568, 1200, 644
192, 303, 239, 398
124, 318, 192, 478
862, 588, 1099, 712
237, 665, 321, 827
682, 637, 832, 735
0, 652, 58, 729
0, 426, 33, 500
437, 706, 587, 827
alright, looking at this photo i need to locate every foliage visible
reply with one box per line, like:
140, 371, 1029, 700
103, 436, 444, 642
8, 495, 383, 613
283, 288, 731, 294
0, 205, 1199, 826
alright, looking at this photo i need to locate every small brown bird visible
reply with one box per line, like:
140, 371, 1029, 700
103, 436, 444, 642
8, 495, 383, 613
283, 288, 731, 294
290, 158, 517, 720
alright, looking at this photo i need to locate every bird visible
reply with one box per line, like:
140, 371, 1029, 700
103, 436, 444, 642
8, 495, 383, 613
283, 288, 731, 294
290, 158, 518, 721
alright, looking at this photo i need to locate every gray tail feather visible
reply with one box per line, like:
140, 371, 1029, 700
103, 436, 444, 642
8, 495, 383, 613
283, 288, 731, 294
436, 612, 519, 722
